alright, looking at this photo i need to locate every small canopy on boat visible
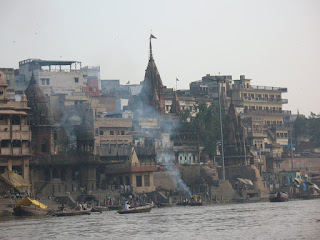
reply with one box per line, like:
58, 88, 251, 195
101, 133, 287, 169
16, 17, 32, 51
304, 182, 320, 191
15, 197, 48, 209
294, 178, 304, 185
0, 169, 30, 192
237, 178, 253, 186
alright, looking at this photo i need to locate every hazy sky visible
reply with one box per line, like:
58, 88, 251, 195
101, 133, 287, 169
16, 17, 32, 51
1, 0, 319, 115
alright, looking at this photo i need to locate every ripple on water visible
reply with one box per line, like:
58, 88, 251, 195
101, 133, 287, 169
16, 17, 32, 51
1, 200, 320, 240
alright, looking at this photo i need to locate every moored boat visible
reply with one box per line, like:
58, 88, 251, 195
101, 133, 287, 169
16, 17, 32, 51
117, 203, 153, 214
13, 197, 48, 216
269, 192, 289, 202
53, 210, 91, 217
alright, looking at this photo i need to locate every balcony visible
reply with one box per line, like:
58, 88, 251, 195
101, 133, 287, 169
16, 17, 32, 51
95, 118, 132, 128
243, 85, 287, 92
242, 96, 288, 104
244, 109, 291, 116
105, 162, 157, 174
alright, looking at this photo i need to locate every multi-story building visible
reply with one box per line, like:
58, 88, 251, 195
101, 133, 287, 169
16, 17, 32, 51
94, 113, 133, 155
0, 70, 31, 186
231, 75, 290, 149
0, 68, 15, 99
15, 59, 85, 97
82, 66, 101, 97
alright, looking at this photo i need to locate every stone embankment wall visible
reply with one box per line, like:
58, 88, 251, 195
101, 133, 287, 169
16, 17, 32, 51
220, 165, 269, 199
280, 157, 320, 172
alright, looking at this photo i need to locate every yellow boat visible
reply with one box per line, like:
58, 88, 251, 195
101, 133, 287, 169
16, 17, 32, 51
13, 197, 48, 216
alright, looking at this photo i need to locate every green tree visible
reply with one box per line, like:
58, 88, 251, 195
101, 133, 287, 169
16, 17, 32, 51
293, 112, 320, 146
308, 112, 320, 144
189, 102, 221, 158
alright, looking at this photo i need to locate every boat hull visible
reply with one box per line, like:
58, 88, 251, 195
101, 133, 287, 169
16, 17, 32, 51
54, 210, 91, 217
117, 205, 153, 214
269, 196, 288, 202
13, 205, 48, 216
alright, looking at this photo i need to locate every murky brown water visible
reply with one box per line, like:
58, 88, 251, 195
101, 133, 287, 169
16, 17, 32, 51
1, 199, 320, 239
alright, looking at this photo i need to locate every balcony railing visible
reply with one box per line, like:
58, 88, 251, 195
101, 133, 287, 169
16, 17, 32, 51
242, 96, 288, 104
243, 85, 287, 92
244, 109, 291, 115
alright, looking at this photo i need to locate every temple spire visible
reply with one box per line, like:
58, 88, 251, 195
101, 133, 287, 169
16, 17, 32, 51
149, 34, 157, 60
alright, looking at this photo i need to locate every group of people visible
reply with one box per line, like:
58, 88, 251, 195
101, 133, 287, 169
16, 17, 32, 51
75, 202, 90, 211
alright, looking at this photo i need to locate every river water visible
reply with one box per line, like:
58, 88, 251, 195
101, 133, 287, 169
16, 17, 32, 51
1, 199, 320, 240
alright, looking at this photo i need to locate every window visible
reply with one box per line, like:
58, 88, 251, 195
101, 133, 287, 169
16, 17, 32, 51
144, 175, 150, 187
110, 131, 114, 135
1, 140, 10, 148
12, 115, 21, 125
74, 77, 79, 83
22, 140, 30, 148
100, 130, 103, 135
121, 131, 125, 135
95, 128, 98, 136
136, 176, 142, 187
41, 139, 48, 153
0, 115, 7, 124
12, 140, 21, 147
41, 78, 50, 85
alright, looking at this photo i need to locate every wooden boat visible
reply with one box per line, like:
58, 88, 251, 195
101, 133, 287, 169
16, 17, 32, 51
190, 202, 203, 206
176, 201, 189, 206
92, 206, 109, 212
117, 204, 153, 214
13, 197, 48, 216
301, 194, 320, 200
13, 205, 48, 216
107, 205, 122, 211
53, 210, 91, 217
269, 192, 289, 202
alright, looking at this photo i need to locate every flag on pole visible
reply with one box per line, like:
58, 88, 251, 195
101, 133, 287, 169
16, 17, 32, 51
150, 34, 157, 39
176, 78, 179, 81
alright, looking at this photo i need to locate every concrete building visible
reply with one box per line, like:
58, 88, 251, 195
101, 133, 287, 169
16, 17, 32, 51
105, 147, 157, 193
0, 70, 31, 186
15, 59, 85, 97
82, 66, 101, 97
0, 68, 15, 99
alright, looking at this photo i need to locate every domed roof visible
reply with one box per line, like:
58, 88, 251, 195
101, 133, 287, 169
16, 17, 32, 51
25, 72, 52, 125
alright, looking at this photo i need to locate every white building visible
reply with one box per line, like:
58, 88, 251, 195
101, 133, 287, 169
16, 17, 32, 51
15, 59, 86, 97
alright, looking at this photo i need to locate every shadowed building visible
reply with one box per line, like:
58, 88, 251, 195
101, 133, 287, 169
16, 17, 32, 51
0, 70, 31, 191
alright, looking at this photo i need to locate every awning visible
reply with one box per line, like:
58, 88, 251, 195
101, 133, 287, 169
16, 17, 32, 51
15, 197, 48, 209
237, 178, 253, 185
0, 169, 30, 192
244, 179, 253, 185
312, 184, 320, 191
294, 178, 304, 185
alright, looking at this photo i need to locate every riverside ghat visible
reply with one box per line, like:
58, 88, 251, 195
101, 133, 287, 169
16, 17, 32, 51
1, 162, 320, 217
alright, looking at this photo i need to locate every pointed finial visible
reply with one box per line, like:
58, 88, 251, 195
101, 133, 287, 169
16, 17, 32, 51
149, 34, 157, 60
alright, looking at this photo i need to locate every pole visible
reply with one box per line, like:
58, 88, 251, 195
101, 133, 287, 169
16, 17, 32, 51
218, 81, 225, 180
290, 123, 294, 171
243, 125, 247, 165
